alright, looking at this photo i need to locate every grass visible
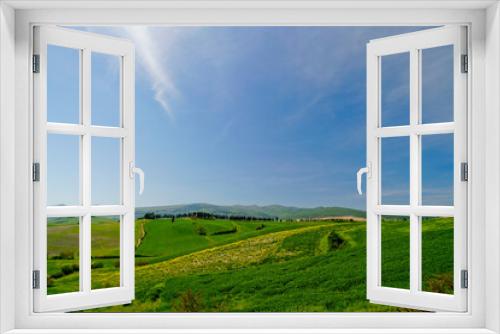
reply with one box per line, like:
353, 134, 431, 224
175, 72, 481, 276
381, 218, 410, 289
46, 216, 454, 311
135, 218, 325, 264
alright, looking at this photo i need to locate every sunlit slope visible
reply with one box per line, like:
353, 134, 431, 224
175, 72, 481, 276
48, 217, 323, 294
47, 217, 453, 311
136, 218, 332, 263
84, 217, 452, 312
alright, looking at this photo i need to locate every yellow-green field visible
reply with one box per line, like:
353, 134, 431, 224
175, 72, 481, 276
46, 216, 454, 312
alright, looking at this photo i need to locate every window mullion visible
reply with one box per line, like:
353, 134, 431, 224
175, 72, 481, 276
81, 47, 92, 293
409, 48, 421, 294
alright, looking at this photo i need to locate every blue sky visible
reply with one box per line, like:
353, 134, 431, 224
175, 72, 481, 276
46, 26, 454, 210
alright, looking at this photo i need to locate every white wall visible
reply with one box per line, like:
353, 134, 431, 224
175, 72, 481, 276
0, 2, 16, 333
485, 2, 500, 333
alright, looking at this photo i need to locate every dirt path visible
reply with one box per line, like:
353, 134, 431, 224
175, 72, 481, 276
136, 220, 147, 248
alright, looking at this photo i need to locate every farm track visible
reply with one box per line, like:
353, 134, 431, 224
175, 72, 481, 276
136, 220, 147, 248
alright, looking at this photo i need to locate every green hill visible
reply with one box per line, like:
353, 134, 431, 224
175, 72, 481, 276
47, 215, 453, 312
136, 203, 366, 220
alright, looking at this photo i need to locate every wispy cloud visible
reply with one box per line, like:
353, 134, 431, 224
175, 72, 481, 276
80, 26, 180, 119
124, 27, 180, 119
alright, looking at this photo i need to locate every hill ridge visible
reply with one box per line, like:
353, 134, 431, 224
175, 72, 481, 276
136, 203, 365, 220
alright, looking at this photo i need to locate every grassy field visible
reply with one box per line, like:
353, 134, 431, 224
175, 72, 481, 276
46, 216, 454, 312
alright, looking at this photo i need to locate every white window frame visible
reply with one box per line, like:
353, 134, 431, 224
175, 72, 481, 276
1, 1, 499, 333
366, 26, 468, 312
32, 26, 136, 312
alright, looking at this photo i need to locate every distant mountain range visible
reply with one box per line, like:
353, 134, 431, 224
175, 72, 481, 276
136, 203, 366, 220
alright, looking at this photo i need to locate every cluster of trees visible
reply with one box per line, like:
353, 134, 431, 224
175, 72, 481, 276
142, 212, 168, 220
195, 224, 238, 237
141, 211, 279, 222
50, 251, 75, 260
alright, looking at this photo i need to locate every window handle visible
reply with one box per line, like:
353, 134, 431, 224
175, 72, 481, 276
356, 163, 371, 195
130, 162, 145, 195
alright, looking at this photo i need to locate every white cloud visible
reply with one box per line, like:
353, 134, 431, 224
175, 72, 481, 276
123, 26, 180, 119
77, 26, 180, 118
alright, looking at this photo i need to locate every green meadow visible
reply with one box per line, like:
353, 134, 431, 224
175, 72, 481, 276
46, 215, 454, 312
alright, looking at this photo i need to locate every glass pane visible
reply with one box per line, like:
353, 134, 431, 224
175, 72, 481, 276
421, 216, 454, 294
381, 52, 410, 127
47, 134, 80, 206
381, 215, 410, 289
92, 137, 121, 205
421, 134, 454, 206
47, 217, 80, 295
91, 216, 121, 289
381, 136, 410, 205
421, 45, 454, 124
47, 45, 80, 124
91, 52, 121, 127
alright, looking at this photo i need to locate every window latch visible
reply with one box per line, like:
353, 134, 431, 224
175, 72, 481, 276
129, 162, 145, 195
356, 162, 371, 195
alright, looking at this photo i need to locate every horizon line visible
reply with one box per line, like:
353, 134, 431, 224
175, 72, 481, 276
135, 202, 366, 211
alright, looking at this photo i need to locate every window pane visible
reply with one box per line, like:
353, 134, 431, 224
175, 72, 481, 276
421, 216, 454, 294
92, 137, 121, 205
381, 52, 410, 127
47, 134, 80, 206
381, 215, 410, 289
421, 134, 454, 206
421, 45, 454, 124
47, 217, 80, 295
381, 137, 410, 205
91, 52, 121, 127
47, 45, 80, 124
91, 216, 121, 289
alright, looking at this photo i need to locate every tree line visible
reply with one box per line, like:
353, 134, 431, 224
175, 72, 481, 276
141, 211, 279, 221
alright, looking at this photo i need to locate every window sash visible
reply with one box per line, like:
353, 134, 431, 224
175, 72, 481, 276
366, 25, 468, 312
32, 25, 136, 313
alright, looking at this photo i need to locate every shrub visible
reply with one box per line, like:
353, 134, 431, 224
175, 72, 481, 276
196, 226, 207, 236
51, 251, 74, 260
91, 262, 104, 269
47, 277, 54, 287
211, 226, 237, 235
172, 289, 203, 312
136, 260, 148, 267
425, 272, 453, 294
51, 271, 63, 279
147, 284, 164, 302
61, 264, 76, 275
256, 224, 265, 231
327, 231, 346, 250
143, 212, 156, 220
61, 251, 74, 259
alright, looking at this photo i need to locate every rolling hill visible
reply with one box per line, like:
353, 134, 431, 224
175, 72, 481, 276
135, 203, 366, 220
47, 215, 453, 312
